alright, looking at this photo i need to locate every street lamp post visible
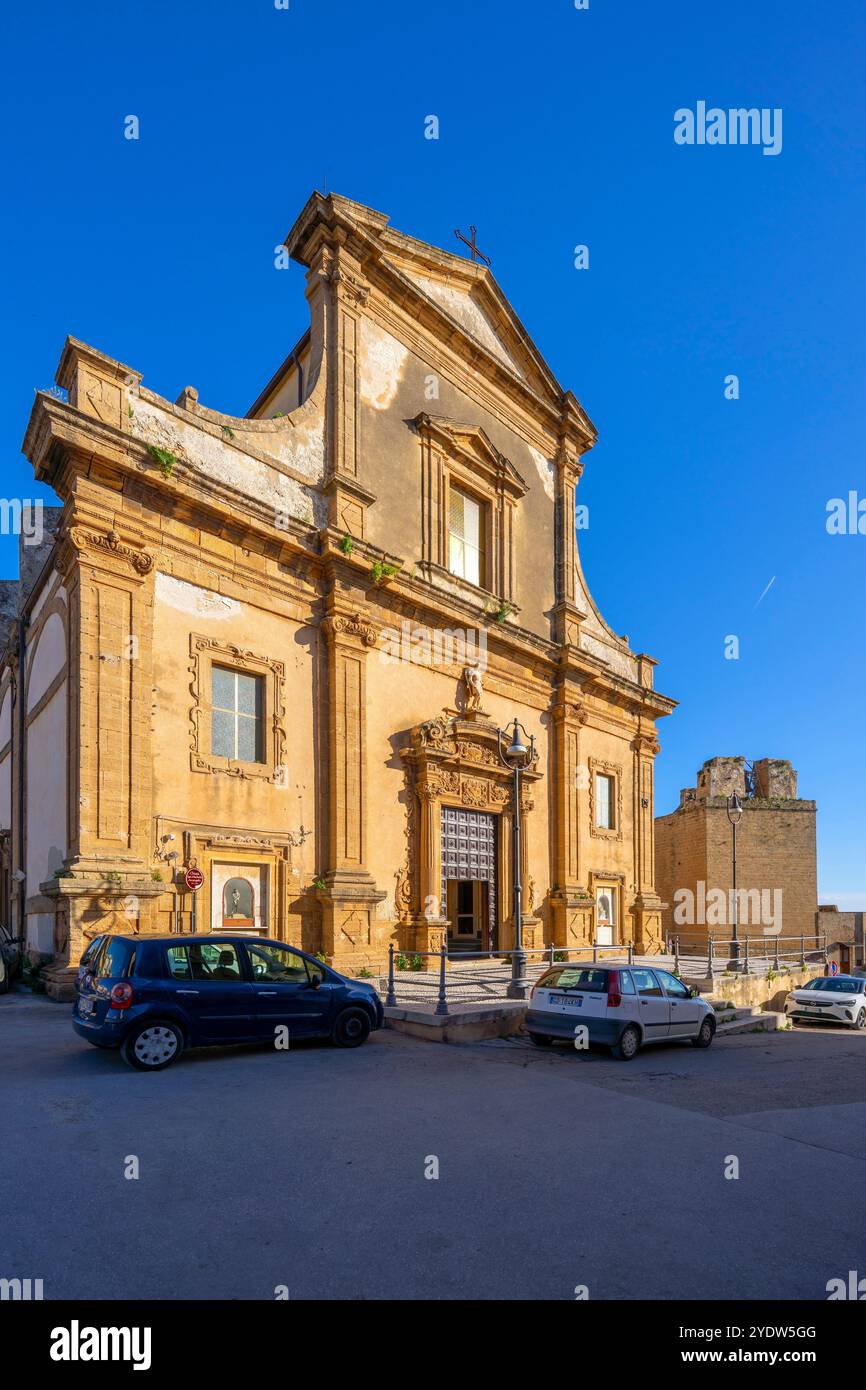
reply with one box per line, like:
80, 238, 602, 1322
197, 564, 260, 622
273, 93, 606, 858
497, 717, 536, 1000
726, 791, 743, 968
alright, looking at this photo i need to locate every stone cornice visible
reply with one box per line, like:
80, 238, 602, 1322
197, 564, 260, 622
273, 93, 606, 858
22, 392, 324, 578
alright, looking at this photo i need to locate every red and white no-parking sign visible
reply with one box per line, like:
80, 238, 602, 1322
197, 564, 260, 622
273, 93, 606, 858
184, 867, 204, 893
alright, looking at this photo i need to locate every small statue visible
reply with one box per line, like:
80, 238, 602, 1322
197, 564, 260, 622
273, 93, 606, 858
462, 664, 483, 713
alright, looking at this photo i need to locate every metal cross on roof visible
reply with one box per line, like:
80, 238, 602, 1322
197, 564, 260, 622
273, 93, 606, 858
454, 225, 492, 267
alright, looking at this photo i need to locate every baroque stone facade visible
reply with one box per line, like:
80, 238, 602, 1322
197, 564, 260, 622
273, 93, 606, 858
3, 192, 675, 997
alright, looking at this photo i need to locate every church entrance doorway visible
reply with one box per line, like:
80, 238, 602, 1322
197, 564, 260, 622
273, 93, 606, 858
441, 807, 497, 956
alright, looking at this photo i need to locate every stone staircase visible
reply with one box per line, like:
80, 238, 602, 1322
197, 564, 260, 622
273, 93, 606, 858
711, 1000, 788, 1036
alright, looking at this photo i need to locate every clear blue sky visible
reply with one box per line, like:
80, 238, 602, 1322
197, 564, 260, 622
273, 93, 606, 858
2, 1, 864, 905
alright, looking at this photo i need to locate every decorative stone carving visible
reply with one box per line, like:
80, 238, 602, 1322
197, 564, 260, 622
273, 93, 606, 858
188, 634, 286, 782
417, 716, 455, 751
632, 733, 661, 756
461, 663, 483, 713
456, 740, 498, 767
526, 875, 536, 914
324, 612, 378, 646
68, 526, 154, 575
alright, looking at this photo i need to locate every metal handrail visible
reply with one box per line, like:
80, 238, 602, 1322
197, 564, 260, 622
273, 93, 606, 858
670, 932, 826, 979
384, 940, 638, 1014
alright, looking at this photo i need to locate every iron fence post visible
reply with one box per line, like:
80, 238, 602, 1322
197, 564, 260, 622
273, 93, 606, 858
800, 934, 806, 969
592, 942, 597, 963
628, 942, 634, 966
435, 941, 449, 1017
674, 935, 680, 976
386, 942, 396, 1008
772, 938, 780, 974
707, 934, 715, 981
549, 941, 555, 968
743, 935, 751, 975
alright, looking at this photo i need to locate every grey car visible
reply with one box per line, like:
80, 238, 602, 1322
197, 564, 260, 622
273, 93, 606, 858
525, 961, 716, 1060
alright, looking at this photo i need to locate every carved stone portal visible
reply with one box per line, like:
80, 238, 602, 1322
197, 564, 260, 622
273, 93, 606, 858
398, 711, 542, 955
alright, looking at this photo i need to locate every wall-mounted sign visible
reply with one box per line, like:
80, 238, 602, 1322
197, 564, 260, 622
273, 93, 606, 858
184, 866, 204, 893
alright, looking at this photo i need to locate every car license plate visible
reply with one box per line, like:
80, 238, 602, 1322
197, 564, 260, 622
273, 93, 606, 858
550, 993, 581, 1007
79, 998, 94, 1016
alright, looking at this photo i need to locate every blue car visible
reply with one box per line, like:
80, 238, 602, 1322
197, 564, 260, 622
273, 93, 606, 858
73, 934, 384, 1070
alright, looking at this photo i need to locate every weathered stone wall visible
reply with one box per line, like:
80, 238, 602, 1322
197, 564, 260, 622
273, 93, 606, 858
656, 756, 818, 947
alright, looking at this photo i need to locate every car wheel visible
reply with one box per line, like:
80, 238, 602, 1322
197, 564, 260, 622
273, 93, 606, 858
121, 1021, 184, 1071
332, 1007, 371, 1049
691, 1016, 716, 1048
612, 1023, 641, 1061
855, 1008, 866, 1030
528, 1032, 553, 1046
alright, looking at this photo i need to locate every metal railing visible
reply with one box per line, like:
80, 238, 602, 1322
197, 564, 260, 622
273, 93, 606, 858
381, 935, 829, 1015
669, 933, 827, 981
383, 940, 638, 1017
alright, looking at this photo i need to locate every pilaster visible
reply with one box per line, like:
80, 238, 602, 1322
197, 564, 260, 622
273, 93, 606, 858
550, 698, 594, 950
318, 608, 386, 967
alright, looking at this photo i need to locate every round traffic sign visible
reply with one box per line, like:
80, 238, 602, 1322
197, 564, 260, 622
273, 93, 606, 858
184, 867, 204, 892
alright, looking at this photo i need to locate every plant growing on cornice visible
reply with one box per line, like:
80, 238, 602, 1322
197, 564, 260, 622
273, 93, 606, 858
103, 871, 122, 887
312, 876, 327, 892
339, 534, 354, 556
489, 600, 514, 623
371, 560, 399, 585
272, 411, 285, 419
221, 424, 235, 439
146, 444, 177, 479
128, 405, 134, 419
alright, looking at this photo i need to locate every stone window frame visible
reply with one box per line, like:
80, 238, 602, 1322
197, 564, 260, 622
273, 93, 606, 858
588, 758, 623, 842
415, 413, 528, 606
189, 634, 286, 783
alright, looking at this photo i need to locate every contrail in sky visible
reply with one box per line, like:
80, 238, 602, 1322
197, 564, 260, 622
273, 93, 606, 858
754, 576, 776, 609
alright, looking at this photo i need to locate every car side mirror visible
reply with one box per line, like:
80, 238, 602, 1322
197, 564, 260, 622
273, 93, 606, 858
309, 973, 322, 990
688, 986, 699, 998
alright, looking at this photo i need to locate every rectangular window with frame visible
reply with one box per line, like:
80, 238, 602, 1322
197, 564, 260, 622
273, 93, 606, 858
211, 666, 264, 763
448, 485, 485, 587
595, 772, 616, 830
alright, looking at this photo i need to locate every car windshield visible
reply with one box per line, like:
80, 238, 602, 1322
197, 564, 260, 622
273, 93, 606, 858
803, 977, 863, 993
537, 967, 608, 992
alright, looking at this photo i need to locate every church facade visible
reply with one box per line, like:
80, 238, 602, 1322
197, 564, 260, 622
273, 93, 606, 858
5, 192, 675, 998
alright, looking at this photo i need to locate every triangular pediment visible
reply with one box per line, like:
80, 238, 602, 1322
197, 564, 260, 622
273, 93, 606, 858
413, 414, 528, 497
284, 192, 597, 442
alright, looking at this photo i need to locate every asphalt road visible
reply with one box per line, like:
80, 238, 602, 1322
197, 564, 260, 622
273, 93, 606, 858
2, 994, 864, 1301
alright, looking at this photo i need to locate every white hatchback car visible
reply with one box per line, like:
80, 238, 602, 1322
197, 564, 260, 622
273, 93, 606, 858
785, 975, 866, 1029
525, 962, 716, 1060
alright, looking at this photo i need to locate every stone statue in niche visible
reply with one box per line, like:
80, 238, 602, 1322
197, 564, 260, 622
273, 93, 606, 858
461, 663, 483, 714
